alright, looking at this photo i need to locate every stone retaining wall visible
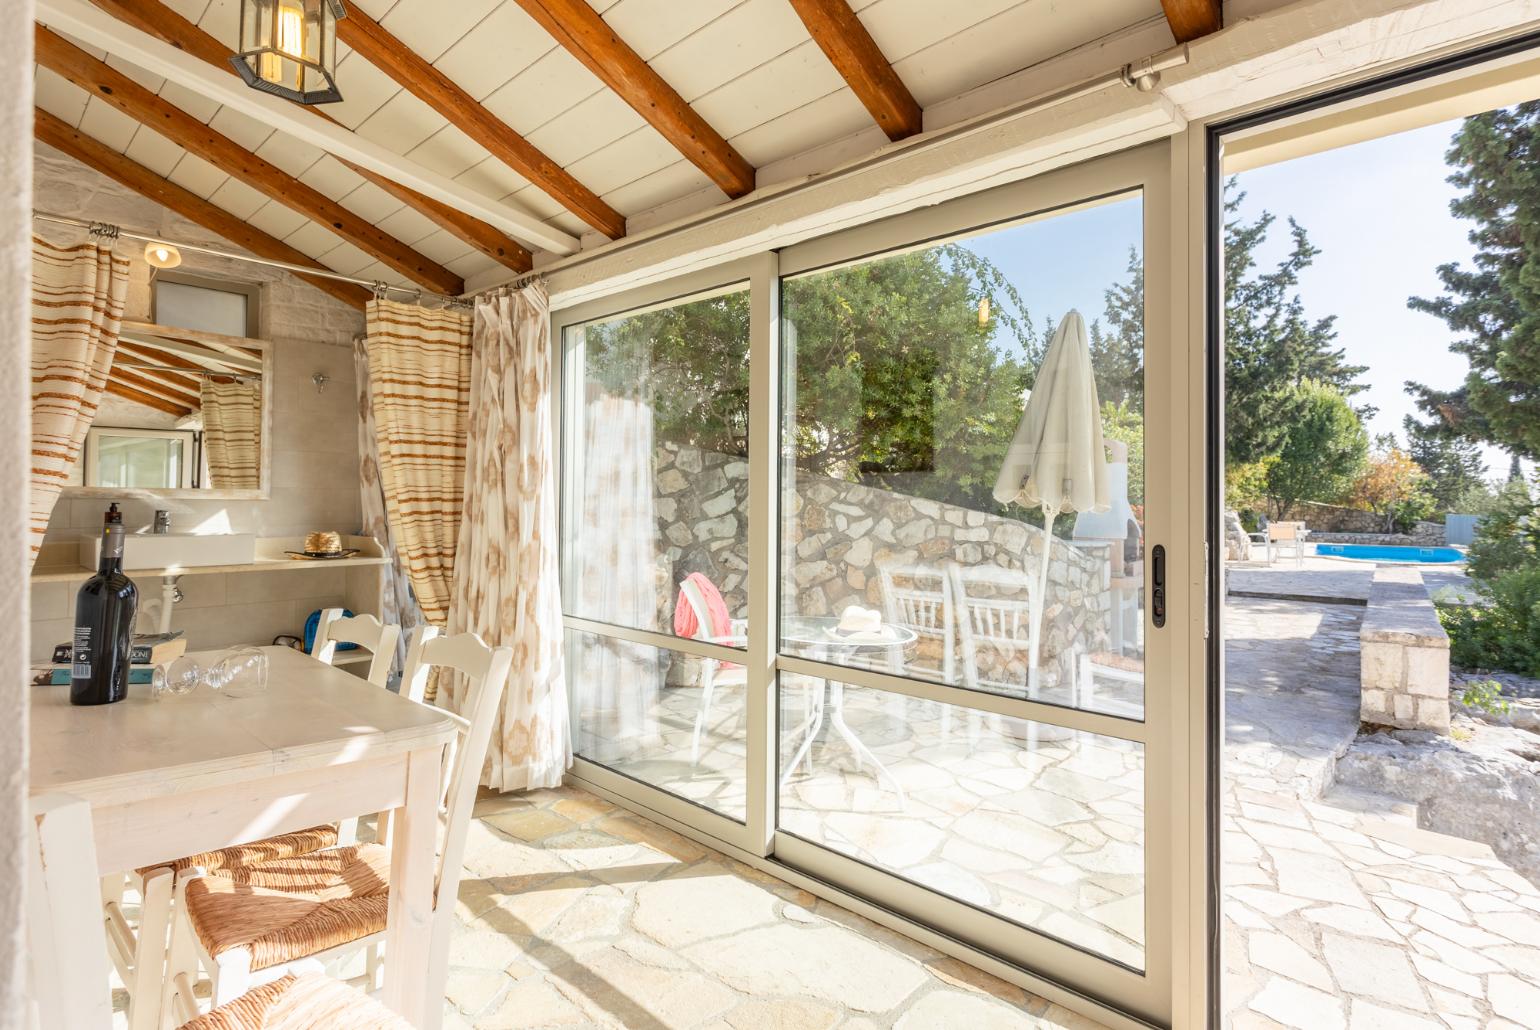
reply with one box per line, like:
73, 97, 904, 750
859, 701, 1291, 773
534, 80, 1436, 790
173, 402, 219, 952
1290, 501, 1446, 545
1310, 522, 1446, 547
653, 443, 1116, 675
1360, 566, 1451, 734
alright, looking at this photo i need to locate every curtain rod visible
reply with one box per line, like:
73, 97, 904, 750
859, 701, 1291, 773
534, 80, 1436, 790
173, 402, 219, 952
31, 211, 472, 307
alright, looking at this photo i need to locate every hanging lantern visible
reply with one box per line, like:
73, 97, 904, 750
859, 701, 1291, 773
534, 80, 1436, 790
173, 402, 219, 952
231, 0, 347, 105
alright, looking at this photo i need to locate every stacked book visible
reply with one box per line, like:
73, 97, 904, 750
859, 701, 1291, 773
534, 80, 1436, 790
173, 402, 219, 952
34, 631, 188, 686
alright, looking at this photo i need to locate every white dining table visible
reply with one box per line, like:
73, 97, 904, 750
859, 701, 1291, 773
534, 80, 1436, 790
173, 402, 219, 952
29, 645, 458, 1028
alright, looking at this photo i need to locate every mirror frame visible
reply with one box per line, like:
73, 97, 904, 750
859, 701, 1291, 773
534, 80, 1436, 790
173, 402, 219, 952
65, 319, 274, 501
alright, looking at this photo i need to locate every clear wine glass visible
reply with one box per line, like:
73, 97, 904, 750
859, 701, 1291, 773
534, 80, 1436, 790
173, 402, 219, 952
152, 656, 201, 700
210, 647, 268, 698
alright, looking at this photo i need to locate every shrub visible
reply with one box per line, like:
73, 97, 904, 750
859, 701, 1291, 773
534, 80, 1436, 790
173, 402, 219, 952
1438, 477, 1540, 677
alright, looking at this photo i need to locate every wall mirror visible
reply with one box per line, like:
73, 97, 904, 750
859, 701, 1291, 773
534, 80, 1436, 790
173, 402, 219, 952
66, 320, 273, 500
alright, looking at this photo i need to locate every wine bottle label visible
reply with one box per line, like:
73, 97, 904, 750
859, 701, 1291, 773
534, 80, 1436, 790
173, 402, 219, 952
71, 626, 91, 678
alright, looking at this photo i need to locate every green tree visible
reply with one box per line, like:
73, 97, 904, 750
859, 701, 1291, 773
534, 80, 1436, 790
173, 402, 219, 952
1224, 183, 1369, 466
1403, 414, 1489, 514
1408, 103, 1540, 461
1351, 435, 1434, 533
1100, 399, 1144, 507
1090, 247, 1144, 408
1264, 380, 1368, 519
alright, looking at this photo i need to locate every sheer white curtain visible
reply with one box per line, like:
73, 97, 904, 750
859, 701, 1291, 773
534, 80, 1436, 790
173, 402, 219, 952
446, 286, 570, 791
568, 388, 663, 760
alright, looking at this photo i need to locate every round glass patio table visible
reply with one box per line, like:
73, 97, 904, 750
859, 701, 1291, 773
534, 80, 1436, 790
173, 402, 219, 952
778, 616, 918, 809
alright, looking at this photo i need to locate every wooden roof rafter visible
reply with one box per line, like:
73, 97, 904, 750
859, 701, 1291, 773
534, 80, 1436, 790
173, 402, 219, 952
786, 0, 922, 142
1158, 0, 1221, 44
34, 108, 374, 310
84, 0, 534, 274
36, 25, 465, 296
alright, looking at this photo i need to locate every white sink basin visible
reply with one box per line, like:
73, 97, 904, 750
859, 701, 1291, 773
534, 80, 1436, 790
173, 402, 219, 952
78, 532, 256, 572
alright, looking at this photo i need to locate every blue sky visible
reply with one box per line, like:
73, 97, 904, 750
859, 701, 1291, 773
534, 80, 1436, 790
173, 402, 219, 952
952, 121, 1517, 479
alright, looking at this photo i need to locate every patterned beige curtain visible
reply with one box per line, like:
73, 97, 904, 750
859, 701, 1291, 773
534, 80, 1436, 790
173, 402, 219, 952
353, 337, 424, 677
29, 237, 130, 560
446, 285, 570, 791
365, 299, 472, 633
199, 379, 262, 489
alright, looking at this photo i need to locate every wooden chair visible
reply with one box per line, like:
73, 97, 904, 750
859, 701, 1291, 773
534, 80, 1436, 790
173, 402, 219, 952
27, 794, 411, 1030
313, 608, 402, 689
163, 626, 513, 1021
1268, 520, 1308, 567
102, 613, 400, 1028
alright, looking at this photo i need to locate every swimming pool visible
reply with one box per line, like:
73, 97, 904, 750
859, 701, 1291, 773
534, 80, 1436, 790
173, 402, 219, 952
1311, 543, 1464, 564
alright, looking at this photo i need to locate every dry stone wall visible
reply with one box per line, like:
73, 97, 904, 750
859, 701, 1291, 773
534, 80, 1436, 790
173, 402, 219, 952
653, 443, 1116, 677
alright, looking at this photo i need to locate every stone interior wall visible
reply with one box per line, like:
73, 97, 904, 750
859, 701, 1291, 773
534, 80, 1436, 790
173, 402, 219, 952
653, 442, 1115, 683
29, 145, 365, 659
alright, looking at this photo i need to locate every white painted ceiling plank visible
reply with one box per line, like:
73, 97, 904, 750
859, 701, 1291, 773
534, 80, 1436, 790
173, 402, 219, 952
246, 202, 310, 241
36, 0, 579, 253
121, 125, 185, 179
77, 97, 139, 152
206, 177, 268, 221
431, 4, 554, 103
379, 0, 502, 65
601, 0, 745, 62
164, 150, 228, 200
33, 67, 89, 127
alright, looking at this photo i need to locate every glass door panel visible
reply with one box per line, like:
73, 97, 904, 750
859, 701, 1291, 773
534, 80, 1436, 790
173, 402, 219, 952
774, 143, 1172, 1025
779, 197, 1146, 721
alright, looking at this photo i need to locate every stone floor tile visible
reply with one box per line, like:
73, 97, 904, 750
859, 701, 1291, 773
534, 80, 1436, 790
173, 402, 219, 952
893, 991, 1039, 1028
1248, 977, 1347, 1030
722, 998, 841, 1030
1248, 931, 1334, 991
1345, 999, 1443, 1030
1321, 935, 1429, 1011
1488, 973, 1540, 1025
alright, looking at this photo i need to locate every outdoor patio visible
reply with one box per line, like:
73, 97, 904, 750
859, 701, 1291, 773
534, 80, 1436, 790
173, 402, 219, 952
1222, 564, 1540, 1028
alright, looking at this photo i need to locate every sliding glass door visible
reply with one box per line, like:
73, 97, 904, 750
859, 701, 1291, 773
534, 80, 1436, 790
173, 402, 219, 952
556, 142, 1179, 1026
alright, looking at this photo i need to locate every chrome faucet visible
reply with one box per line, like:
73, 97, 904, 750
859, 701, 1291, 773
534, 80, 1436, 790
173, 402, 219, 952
153, 510, 171, 535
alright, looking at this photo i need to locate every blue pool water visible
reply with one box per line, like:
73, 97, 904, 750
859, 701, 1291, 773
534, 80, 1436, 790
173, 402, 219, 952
1311, 543, 1464, 564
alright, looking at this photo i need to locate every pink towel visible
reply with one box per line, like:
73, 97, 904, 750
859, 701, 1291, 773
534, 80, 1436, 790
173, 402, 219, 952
674, 572, 733, 641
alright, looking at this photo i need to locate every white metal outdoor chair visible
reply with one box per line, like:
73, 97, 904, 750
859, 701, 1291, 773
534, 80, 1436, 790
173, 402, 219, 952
877, 562, 956, 684
1268, 521, 1308, 566
160, 626, 512, 1022
313, 608, 401, 689
29, 794, 411, 1030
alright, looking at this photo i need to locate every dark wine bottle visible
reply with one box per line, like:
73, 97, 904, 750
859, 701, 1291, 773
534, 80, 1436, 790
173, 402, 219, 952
70, 503, 138, 706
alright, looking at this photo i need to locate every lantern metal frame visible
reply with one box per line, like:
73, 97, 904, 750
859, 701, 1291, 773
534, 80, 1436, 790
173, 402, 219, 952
229, 0, 348, 105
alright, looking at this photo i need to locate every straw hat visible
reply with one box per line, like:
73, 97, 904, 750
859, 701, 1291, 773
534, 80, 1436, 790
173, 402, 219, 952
303, 531, 344, 556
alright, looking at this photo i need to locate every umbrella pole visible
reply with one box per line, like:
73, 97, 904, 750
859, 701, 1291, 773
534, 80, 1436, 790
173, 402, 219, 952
1029, 503, 1058, 701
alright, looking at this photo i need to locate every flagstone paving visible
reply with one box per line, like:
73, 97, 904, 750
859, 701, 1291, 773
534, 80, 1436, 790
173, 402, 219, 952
1222, 594, 1540, 1030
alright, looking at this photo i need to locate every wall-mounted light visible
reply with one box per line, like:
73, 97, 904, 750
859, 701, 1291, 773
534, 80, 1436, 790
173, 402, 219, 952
231, 0, 347, 105
144, 242, 182, 269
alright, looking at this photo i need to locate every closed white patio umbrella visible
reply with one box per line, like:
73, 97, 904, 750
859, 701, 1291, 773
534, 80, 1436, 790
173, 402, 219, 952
992, 310, 1109, 695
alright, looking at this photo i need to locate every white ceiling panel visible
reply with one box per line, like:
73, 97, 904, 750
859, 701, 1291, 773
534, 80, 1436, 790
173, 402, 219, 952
246, 201, 311, 241
375, 205, 444, 248
409, 228, 478, 267
431, 3, 555, 103
454, 156, 534, 205
480, 48, 600, 139
316, 241, 379, 278
379, 0, 503, 64
564, 126, 691, 198
283, 221, 347, 260
337, 181, 408, 226
354, 89, 446, 155
252, 134, 328, 179
299, 156, 369, 204
34, 67, 88, 127
207, 105, 277, 154
728, 89, 873, 169
523, 89, 648, 170
602, 0, 744, 61
602, 159, 713, 217
192, 0, 242, 52
647, 0, 808, 103
691, 41, 846, 142
122, 126, 185, 179
158, 80, 224, 125
206, 177, 269, 221
78, 97, 141, 153
165, 151, 230, 200
103, 53, 166, 95
445, 251, 499, 280
326, 52, 404, 132
405, 124, 494, 181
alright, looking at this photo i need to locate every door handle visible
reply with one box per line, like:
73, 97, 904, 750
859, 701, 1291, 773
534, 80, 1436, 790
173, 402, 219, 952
1151, 544, 1166, 628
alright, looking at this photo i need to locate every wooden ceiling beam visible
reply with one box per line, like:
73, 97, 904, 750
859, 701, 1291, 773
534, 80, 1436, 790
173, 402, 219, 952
104, 377, 193, 417
109, 367, 200, 408
85, 0, 532, 274
511, 0, 756, 199
339, 4, 627, 239
35, 108, 373, 310
37, 26, 463, 295
786, 0, 921, 142
107, 356, 202, 395
1159, 0, 1221, 44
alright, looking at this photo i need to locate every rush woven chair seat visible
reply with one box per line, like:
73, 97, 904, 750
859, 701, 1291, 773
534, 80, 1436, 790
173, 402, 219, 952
177, 973, 410, 1030
137, 825, 341, 879
180, 843, 392, 972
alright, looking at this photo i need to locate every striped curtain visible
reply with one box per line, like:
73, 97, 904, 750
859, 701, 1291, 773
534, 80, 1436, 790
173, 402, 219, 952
29, 237, 130, 560
446, 285, 570, 791
365, 299, 472, 639
353, 337, 424, 679
200, 379, 262, 489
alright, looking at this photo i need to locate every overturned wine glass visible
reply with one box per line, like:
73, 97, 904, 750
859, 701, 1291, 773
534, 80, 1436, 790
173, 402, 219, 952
209, 646, 268, 698
152, 655, 201, 700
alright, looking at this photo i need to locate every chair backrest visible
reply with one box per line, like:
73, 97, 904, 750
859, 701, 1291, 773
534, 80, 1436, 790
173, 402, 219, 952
1269, 521, 1302, 542
398, 625, 514, 905
314, 609, 402, 688
27, 795, 114, 1030
948, 564, 1036, 691
678, 578, 713, 643
877, 563, 955, 680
